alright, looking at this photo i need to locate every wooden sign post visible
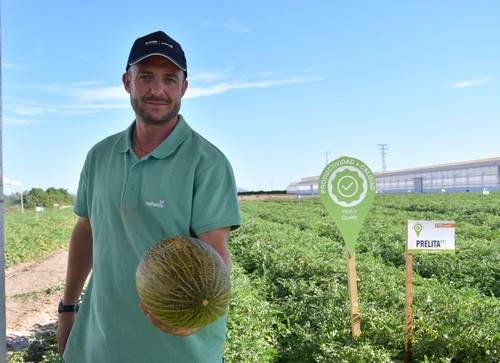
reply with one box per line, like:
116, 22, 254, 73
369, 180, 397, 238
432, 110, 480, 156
347, 251, 361, 337
405, 220, 456, 362
405, 247, 413, 363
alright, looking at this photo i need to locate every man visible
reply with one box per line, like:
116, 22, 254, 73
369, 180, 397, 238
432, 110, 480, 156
57, 30, 241, 362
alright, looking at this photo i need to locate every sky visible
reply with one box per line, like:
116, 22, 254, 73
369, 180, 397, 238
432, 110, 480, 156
2, 0, 500, 195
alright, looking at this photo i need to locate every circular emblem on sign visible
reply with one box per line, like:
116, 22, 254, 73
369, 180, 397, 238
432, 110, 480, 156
413, 222, 423, 237
328, 167, 367, 207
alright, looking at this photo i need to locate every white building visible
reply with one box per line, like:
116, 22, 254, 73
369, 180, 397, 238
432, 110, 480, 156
286, 157, 500, 195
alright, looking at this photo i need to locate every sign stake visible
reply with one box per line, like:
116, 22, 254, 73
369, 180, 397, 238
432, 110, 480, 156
346, 250, 361, 337
405, 248, 413, 362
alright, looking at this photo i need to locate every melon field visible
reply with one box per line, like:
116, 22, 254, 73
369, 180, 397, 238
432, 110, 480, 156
4, 192, 500, 362
225, 193, 499, 363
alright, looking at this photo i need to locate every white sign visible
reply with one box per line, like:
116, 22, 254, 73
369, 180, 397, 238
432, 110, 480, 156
407, 220, 455, 254
3, 177, 21, 186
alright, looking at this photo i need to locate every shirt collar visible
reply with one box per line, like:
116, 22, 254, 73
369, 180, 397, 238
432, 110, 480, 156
117, 115, 190, 159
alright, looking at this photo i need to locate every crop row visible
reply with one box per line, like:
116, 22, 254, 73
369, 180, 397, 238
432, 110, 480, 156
225, 194, 500, 362
4, 208, 77, 268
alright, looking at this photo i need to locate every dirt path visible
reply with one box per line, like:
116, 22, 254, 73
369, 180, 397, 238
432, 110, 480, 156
5, 248, 69, 351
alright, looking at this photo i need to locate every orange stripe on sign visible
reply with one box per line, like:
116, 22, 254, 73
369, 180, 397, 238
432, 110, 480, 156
435, 223, 455, 228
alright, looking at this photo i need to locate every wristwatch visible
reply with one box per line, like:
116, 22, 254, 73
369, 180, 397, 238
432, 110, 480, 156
58, 300, 79, 313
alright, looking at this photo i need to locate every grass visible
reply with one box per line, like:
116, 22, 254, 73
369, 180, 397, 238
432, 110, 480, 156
4, 208, 77, 268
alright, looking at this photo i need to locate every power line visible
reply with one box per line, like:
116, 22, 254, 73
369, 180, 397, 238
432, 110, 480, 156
323, 151, 331, 165
378, 144, 389, 171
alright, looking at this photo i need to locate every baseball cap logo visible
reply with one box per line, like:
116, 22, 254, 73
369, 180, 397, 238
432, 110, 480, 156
145, 40, 174, 49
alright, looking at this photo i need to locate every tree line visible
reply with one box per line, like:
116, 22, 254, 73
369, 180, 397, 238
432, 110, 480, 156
4, 187, 75, 210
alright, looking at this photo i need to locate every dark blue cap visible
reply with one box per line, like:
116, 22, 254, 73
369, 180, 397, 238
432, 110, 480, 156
126, 31, 187, 77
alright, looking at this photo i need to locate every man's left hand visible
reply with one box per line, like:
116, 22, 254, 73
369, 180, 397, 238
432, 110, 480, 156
139, 303, 200, 337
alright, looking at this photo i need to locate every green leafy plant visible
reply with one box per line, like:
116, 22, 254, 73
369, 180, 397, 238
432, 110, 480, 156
5, 192, 499, 362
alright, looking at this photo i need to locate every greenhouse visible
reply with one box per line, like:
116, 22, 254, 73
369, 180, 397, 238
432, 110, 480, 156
287, 157, 500, 195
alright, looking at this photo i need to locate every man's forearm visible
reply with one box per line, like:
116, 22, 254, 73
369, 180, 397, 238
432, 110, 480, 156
198, 227, 232, 272
62, 217, 93, 304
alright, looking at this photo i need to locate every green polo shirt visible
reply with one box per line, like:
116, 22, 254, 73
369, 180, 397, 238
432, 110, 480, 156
63, 115, 241, 363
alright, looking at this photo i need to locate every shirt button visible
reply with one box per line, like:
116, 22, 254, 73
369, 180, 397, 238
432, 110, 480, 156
132, 166, 138, 172
129, 184, 135, 190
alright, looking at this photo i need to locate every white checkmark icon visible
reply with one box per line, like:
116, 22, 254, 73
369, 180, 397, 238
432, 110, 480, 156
342, 182, 354, 191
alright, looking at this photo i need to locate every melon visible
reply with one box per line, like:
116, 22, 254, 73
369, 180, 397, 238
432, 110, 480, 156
135, 236, 231, 329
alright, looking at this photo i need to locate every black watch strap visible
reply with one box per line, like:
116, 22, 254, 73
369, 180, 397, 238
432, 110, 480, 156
58, 299, 79, 313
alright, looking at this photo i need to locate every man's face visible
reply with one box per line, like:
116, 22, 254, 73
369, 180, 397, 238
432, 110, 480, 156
123, 56, 188, 125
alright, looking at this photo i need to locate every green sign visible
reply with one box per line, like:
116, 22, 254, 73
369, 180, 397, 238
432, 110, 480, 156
319, 156, 376, 255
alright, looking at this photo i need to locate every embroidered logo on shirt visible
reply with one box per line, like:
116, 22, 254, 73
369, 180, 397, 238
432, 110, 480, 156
145, 200, 165, 209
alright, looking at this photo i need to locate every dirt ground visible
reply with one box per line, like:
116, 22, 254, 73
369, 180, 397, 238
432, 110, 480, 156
5, 248, 70, 351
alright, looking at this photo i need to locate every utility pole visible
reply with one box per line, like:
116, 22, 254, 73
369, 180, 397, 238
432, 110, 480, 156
0, 2, 7, 360
323, 151, 331, 165
378, 144, 389, 172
